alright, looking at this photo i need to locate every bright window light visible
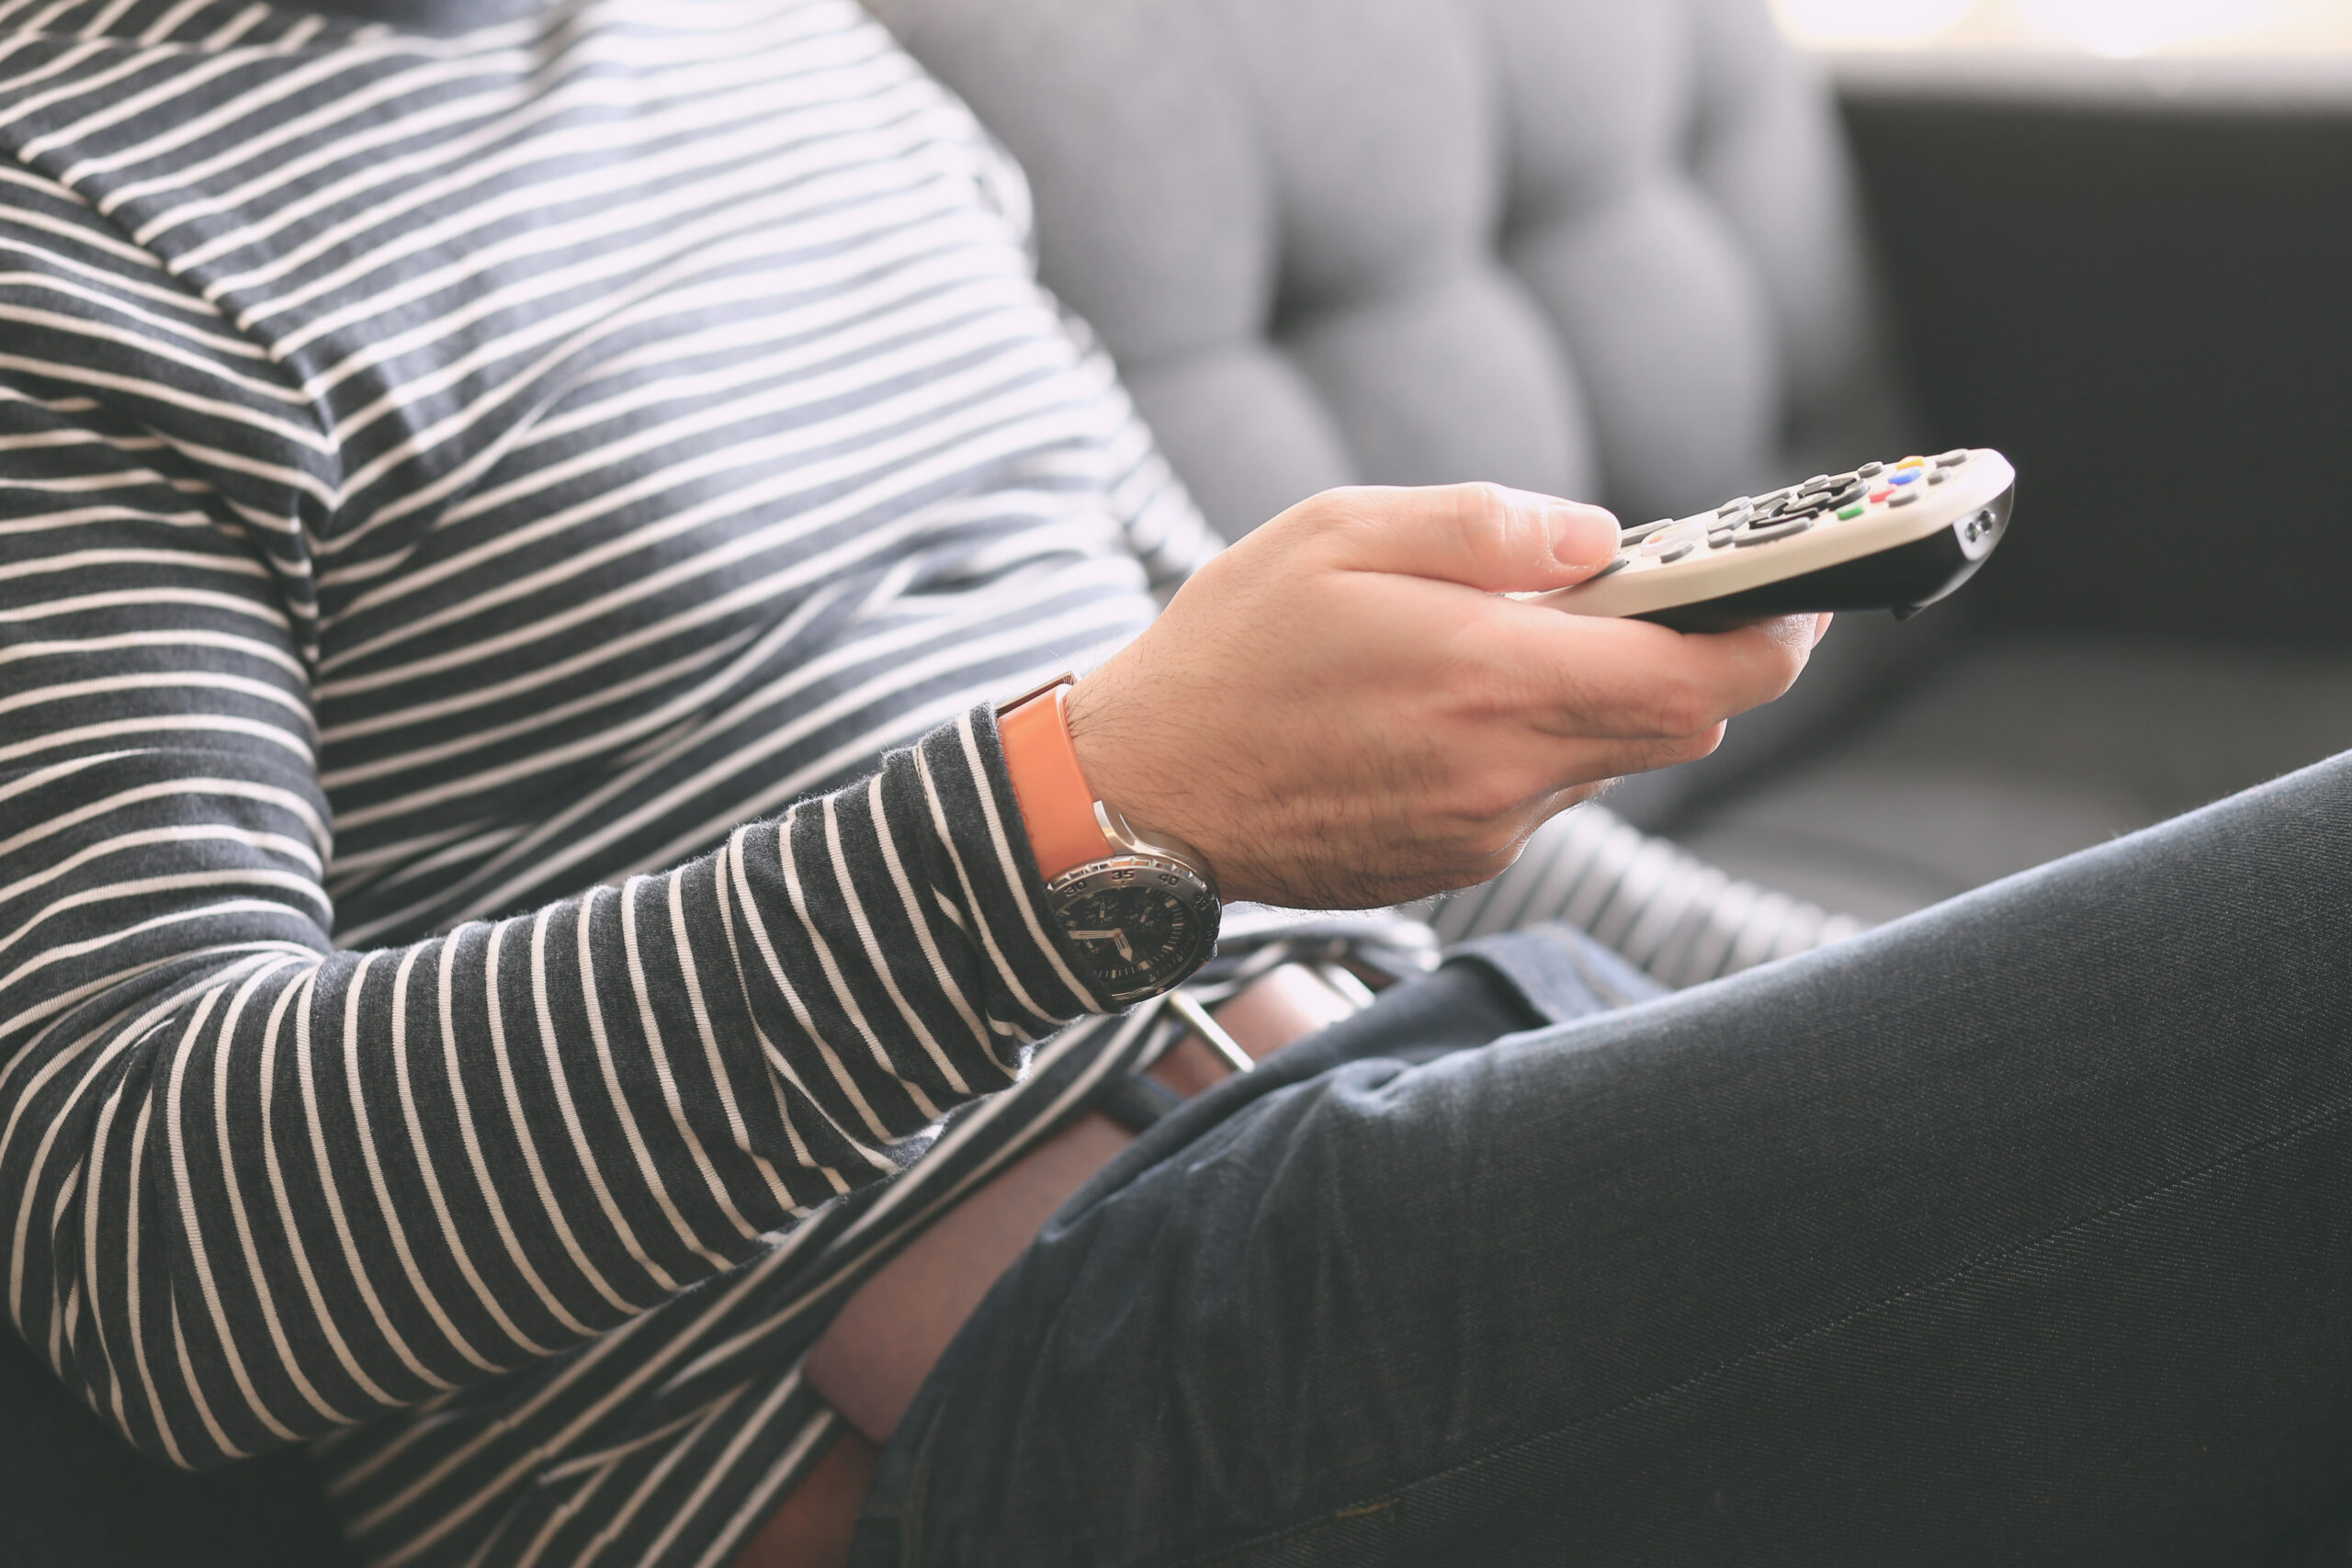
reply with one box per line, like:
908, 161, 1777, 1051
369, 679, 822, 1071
1774, 0, 2352, 52
1770, 0, 1975, 47
2020, 0, 2315, 55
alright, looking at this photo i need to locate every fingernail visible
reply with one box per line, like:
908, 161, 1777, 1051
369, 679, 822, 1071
1549, 503, 1620, 568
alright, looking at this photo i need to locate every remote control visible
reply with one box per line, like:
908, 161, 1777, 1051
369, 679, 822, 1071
1535, 447, 2017, 633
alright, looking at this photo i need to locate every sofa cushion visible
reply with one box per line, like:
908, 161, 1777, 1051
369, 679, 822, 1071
865, 0, 1913, 539
1673, 634, 2352, 924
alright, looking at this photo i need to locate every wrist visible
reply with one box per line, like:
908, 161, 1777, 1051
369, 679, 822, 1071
1063, 658, 1225, 892
996, 674, 1223, 1006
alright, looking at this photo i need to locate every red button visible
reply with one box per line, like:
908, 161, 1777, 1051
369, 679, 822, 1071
1870, 487, 1893, 502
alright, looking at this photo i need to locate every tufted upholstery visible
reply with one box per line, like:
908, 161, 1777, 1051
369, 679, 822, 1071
875, 0, 1918, 545
869, 0, 1909, 544
867, 0, 1936, 829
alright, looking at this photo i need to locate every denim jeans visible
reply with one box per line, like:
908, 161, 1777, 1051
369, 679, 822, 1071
851, 752, 2352, 1568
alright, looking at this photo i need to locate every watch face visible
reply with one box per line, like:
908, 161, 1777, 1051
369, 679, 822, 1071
1046, 854, 1219, 1004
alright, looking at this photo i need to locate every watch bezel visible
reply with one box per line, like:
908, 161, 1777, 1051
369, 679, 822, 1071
1046, 850, 1220, 1004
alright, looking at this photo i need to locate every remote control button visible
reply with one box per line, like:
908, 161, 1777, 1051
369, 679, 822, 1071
1837, 503, 1864, 520
1799, 473, 1832, 494
1934, 448, 1968, 467
1928, 468, 1950, 485
1887, 490, 1918, 507
1889, 469, 1920, 485
1858, 461, 1884, 479
1717, 497, 1750, 518
1621, 518, 1675, 544
1657, 541, 1695, 563
1870, 487, 1893, 502
1735, 517, 1811, 546
1825, 480, 1867, 508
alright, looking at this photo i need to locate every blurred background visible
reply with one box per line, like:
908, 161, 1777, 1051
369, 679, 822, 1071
1702, 0, 2352, 918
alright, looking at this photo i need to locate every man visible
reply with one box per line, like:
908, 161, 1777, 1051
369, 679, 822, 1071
5, 4, 2350, 1567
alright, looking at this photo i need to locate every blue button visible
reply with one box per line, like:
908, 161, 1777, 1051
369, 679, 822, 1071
1889, 469, 1920, 485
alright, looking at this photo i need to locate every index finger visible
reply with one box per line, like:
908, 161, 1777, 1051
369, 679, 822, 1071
1487, 602, 1826, 742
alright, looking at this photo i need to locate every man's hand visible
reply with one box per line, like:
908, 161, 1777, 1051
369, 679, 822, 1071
1065, 482, 1829, 909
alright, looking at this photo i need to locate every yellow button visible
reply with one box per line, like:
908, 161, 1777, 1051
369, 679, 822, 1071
1898, 456, 1926, 468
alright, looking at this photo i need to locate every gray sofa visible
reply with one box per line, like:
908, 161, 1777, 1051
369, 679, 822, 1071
869, 0, 2352, 925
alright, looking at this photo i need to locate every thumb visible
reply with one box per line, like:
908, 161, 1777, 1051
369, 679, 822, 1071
1329, 481, 1621, 593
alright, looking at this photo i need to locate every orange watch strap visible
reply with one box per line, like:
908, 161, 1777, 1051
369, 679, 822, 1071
996, 676, 1114, 883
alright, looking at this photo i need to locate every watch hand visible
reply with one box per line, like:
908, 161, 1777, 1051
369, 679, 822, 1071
1066, 928, 1136, 962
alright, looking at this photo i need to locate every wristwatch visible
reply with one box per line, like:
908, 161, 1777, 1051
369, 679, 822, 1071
995, 674, 1221, 1004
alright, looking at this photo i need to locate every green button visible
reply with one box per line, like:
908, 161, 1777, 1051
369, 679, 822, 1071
1838, 503, 1864, 520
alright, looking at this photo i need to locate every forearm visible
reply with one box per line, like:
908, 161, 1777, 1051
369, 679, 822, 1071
4, 713, 1101, 1467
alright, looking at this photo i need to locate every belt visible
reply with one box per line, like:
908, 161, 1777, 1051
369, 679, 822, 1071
729, 961, 1374, 1568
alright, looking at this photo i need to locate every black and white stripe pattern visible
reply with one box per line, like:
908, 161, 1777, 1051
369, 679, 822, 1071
1421, 804, 1868, 989
0, 3, 1212, 1562
0, 3, 1856, 1563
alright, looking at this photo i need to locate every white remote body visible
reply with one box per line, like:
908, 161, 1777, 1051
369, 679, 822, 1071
1536, 447, 2017, 632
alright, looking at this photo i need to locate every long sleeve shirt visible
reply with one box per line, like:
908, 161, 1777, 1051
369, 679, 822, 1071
0, 4, 1218, 1563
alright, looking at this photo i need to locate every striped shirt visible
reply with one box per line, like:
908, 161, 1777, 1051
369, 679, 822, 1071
0, 3, 1859, 1564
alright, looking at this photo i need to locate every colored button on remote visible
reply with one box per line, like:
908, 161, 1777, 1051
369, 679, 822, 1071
1837, 503, 1864, 520
1890, 469, 1920, 485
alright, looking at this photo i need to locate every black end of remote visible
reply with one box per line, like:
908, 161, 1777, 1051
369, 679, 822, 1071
1634, 487, 2016, 634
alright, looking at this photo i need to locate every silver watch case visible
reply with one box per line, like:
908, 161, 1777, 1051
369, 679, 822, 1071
1044, 805, 1220, 1004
